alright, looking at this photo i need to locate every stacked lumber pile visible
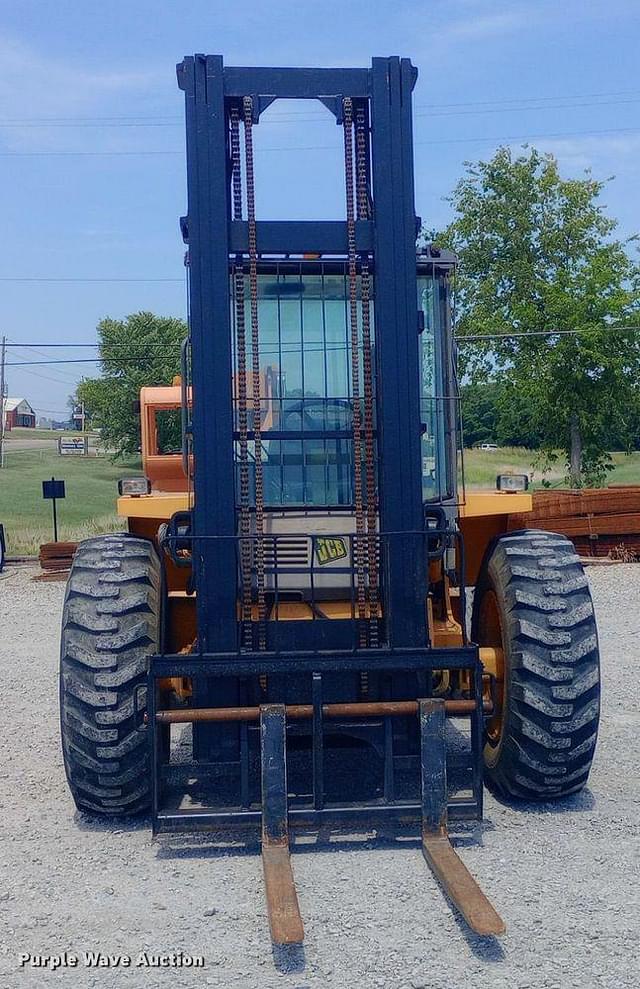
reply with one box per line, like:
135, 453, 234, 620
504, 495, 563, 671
35, 542, 77, 581
507, 486, 640, 559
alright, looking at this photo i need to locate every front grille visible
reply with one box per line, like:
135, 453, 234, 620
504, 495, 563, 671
263, 537, 310, 570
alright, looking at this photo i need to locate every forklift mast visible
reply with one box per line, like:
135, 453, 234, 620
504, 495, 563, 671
146, 55, 505, 941
177, 55, 430, 654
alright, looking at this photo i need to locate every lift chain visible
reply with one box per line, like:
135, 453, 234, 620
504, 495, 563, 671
355, 101, 378, 647
243, 96, 267, 651
230, 104, 253, 649
343, 98, 368, 645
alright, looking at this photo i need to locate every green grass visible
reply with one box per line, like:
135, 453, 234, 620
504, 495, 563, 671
463, 446, 640, 488
2, 443, 640, 556
463, 446, 554, 488
0, 447, 140, 555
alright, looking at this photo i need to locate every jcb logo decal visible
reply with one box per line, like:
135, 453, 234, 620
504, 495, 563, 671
315, 537, 348, 565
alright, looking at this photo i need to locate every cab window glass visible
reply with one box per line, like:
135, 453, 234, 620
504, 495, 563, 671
155, 409, 182, 455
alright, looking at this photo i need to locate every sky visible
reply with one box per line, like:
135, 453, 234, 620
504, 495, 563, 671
1, 0, 639, 419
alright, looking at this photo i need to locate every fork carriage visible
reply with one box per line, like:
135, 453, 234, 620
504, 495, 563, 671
149, 615, 502, 941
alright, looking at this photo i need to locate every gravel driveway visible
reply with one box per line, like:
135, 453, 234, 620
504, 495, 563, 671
1, 564, 639, 988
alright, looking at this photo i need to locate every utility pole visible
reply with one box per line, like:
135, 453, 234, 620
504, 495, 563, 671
81, 400, 88, 455
0, 335, 6, 469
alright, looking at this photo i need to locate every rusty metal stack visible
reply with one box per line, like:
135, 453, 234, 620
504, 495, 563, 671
36, 542, 77, 580
508, 486, 640, 558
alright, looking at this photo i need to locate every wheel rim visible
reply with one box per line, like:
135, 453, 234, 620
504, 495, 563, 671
477, 589, 506, 752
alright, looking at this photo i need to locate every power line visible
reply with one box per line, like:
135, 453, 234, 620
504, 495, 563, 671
0, 114, 180, 123
417, 89, 640, 110
0, 121, 183, 128
5, 342, 99, 347
7, 326, 640, 367
419, 96, 640, 118
5, 342, 172, 348
6, 355, 180, 366
225, 94, 640, 123
456, 327, 640, 341
2, 88, 639, 124
2, 123, 639, 157
4, 96, 640, 126
420, 125, 640, 147
0, 150, 182, 157
7, 339, 98, 381
5, 338, 127, 380
0, 115, 180, 123
5, 362, 81, 386
0, 277, 183, 283
6, 342, 179, 349
9, 360, 78, 383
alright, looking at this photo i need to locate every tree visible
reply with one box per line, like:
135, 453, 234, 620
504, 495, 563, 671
437, 147, 640, 486
494, 382, 546, 449
460, 381, 500, 447
460, 379, 547, 450
76, 312, 186, 458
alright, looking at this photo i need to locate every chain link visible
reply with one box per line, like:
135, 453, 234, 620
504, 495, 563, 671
230, 105, 254, 649
355, 102, 379, 646
235, 97, 377, 650
243, 96, 267, 651
343, 98, 368, 644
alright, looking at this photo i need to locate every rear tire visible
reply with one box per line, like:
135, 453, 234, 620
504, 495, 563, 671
472, 530, 600, 801
59, 534, 160, 815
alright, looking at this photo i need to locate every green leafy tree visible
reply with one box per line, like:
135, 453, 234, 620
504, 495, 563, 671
460, 381, 500, 447
460, 379, 546, 449
76, 312, 186, 458
494, 382, 547, 449
438, 147, 640, 486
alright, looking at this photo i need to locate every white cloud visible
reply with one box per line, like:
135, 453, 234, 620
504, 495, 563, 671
391, 0, 535, 71
0, 37, 163, 150
440, 8, 530, 42
507, 132, 640, 175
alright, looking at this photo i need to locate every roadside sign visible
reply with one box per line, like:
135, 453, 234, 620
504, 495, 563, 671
42, 478, 66, 541
42, 479, 65, 500
58, 436, 88, 456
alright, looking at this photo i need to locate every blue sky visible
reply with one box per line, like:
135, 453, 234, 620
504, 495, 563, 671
1, 0, 639, 417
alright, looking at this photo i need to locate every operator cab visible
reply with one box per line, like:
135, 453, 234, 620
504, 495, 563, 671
227, 249, 458, 600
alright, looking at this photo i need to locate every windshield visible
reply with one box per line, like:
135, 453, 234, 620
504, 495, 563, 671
232, 267, 373, 507
230, 264, 452, 508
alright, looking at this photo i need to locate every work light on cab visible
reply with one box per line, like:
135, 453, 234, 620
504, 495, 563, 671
118, 477, 151, 497
496, 473, 529, 492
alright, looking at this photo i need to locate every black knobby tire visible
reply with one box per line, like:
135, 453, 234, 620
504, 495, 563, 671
59, 534, 160, 815
472, 530, 600, 800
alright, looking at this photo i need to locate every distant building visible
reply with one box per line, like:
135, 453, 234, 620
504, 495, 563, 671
3, 398, 36, 430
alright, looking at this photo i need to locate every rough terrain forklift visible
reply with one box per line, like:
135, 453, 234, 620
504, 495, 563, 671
59, 55, 601, 944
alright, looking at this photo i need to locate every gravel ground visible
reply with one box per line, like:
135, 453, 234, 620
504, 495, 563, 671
1, 563, 639, 989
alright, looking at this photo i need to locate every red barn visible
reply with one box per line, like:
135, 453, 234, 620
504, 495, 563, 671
3, 398, 36, 430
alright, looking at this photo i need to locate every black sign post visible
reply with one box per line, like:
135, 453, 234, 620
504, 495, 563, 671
42, 477, 65, 542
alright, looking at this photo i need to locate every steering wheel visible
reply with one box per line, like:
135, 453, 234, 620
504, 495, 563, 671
282, 399, 353, 432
